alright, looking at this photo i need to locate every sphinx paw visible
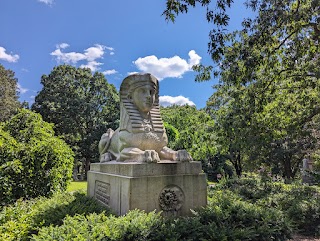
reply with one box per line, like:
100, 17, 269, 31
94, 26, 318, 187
143, 150, 160, 163
100, 152, 113, 163
176, 150, 193, 162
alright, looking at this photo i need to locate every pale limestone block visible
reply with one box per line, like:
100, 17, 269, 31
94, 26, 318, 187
87, 162, 207, 216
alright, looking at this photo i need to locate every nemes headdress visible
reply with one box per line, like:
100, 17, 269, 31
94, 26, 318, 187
119, 73, 164, 133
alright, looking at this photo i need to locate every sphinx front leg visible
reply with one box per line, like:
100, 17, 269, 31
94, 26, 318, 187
159, 146, 192, 162
120, 148, 160, 163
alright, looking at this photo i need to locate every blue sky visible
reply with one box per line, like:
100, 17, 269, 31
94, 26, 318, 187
1, 0, 250, 109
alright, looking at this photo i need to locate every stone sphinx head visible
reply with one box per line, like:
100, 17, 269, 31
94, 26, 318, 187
119, 73, 164, 134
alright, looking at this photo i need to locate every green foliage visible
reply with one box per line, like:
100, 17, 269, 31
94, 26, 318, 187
0, 64, 20, 122
161, 105, 217, 160
31, 193, 292, 241
0, 109, 74, 206
165, 0, 320, 179
206, 0, 320, 178
201, 190, 292, 240
163, 122, 180, 149
0, 191, 109, 241
215, 177, 320, 236
32, 65, 120, 177
161, 105, 231, 179
33, 210, 162, 241
5, 177, 320, 240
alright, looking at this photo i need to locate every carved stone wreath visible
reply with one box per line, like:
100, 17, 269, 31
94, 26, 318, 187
159, 185, 184, 212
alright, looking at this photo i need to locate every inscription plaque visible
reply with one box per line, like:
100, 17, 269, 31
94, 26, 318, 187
94, 180, 110, 206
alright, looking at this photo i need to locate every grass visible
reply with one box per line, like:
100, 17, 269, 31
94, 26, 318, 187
67, 181, 87, 192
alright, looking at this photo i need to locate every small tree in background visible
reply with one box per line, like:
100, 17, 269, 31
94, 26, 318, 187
161, 105, 233, 180
0, 109, 74, 206
0, 64, 20, 122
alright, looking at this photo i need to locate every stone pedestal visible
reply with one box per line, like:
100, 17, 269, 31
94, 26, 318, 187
87, 161, 207, 216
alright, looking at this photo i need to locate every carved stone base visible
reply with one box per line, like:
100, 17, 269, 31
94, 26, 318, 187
87, 161, 207, 216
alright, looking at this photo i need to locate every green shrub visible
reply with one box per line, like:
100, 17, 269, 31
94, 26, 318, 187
163, 122, 180, 149
33, 210, 163, 241
0, 109, 74, 206
200, 190, 292, 240
215, 177, 320, 237
0, 191, 109, 241
31, 191, 292, 241
257, 185, 320, 236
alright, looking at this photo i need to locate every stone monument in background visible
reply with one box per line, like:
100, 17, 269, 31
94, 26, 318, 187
87, 73, 207, 216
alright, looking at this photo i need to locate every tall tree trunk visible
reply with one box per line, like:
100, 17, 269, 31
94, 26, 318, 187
283, 158, 294, 182
231, 150, 242, 177
84, 158, 90, 180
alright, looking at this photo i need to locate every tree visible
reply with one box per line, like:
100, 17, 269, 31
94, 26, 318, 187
0, 64, 20, 122
163, 0, 319, 82
0, 109, 74, 206
161, 105, 216, 159
161, 105, 234, 179
164, 0, 320, 179
32, 65, 120, 178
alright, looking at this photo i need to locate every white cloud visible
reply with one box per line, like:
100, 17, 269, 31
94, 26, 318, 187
0, 47, 19, 63
127, 71, 139, 76
188, 50, 202, 67
17, 83, 28, 94
84, 44, 105, 61
51, 43, 115, 72
80, 61, 103, 71
132, 50, 201, 80
159, 95, 195, 107
56, 43, 69, 49
38, 0, 54, 5
102, 69, 117, 75
105, 47, 114, 51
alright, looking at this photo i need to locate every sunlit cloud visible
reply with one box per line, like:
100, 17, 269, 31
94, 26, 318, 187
50, 43, 115, 72
132, 50, 201, 80
0, 47, 19, 63
17, 83, 28, 94
38, 0, 54, 5
102, 69, 118, 75
159, 95, 195, 107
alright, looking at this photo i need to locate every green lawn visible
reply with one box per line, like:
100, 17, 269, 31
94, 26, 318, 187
67, 181, 87, 192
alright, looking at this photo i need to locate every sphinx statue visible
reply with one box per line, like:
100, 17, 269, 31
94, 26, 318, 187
98, 73, 192, 163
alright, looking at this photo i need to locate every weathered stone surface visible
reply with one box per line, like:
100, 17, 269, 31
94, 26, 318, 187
87, 162, 207, 216
90, 161, 203, 177
98, 73, 192, 163
89, 73, 207, 216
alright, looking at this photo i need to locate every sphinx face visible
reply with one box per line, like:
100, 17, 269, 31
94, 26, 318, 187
132, 85, 156, 113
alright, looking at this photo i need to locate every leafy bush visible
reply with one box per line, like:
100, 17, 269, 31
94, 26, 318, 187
202, 190, 292, 240
0, 191, 109, 241
33, 210, 162, 241
163, 122, 180, 149
215, 177, 320, 236
0, 109, 74, 206
31, 191, 292, 241
257, 185, 320, 236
